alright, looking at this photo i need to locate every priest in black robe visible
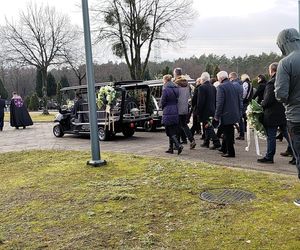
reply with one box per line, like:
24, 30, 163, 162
10, 92, 33, 129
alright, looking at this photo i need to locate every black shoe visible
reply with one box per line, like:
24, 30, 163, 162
210, 144, 221, 150
236, 136, 245, 140
177, 145, 183, 155
190, 140, 196, 149
289, 158, 296, 165
200, 143, 209, 148
165, 149, 174, 154
221, 153, 235, 158
257, 157, 274, 164
218, 149, 226, 154
280, 151, 293, 157
23, 126, 26, 129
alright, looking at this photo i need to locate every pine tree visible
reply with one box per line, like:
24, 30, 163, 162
60, 75, 69, 88
205, 63, 214, 77
213, 65, 220, 78
0, 78, 8, 99
47, 73, 57, 97
29, 93, 40, 111
35, 67, 43, 98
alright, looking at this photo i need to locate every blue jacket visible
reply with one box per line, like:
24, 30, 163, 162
161, 81, 179, 126
215, 79, 242, 125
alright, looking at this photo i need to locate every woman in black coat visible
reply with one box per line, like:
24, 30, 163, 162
253, 74, 267, 104
257, 66, 291, 163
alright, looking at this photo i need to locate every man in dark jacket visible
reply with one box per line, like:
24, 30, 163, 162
197, 72, 220, 149
214, 71, 243, 157
0, 95, 6, 131
258, 63, 291, 164
274, 28, 300, 206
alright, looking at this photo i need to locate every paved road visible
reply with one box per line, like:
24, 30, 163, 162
1, 122, 298, 177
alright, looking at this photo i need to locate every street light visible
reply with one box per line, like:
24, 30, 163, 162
81, 0, 106, 167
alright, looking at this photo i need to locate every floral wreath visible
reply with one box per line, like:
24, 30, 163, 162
96, 85, 117, 110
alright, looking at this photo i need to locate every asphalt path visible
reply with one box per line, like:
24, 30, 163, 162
0, 122, 298, 177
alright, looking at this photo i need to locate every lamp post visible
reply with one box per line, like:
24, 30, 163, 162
299, 0, 300, 32
81, 0, 106, 167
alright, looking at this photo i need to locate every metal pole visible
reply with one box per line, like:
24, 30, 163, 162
81, 0, 106, 166
299, 0, 300, 32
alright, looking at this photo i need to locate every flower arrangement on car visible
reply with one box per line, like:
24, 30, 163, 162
96, 85, 117, 110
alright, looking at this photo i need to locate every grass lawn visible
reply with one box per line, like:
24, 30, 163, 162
1, 150, 300, 249
4, 111, 57, 123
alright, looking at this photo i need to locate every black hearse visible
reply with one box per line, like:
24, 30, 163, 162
53, 81, 152, 141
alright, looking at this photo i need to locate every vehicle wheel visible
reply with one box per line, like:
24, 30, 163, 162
144, 121, 156, 132
122, 127, 135, 137
53, 124, 64, 137
98, 127, 110, 141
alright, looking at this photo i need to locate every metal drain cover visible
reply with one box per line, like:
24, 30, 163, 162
200, 188, 255, 204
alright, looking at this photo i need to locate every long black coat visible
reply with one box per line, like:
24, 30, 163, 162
261, 75, 286, 127
0, 98, 5, 117
10, 97, 33, 127
253, 80, 267, 104
191, 84, 200, 115
196, 81, 216, 122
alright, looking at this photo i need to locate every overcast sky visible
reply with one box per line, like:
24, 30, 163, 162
0, 0, 298, 62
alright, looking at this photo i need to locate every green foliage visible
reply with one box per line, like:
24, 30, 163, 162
29, 93, 40, 111
60, 75, 69, 88
205, 63, 214, 76
56, 81, 62, 106
25, 95, 31, 108
161, 66, 172, 76
0, 78, 8, 99
35, 68, 43, 98
112, 43, 125, 58
212, 64, 220, 78
47, 73, 57, 97
143, 68, 151, 80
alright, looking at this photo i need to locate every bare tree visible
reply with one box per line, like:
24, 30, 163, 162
62, 42, 87, 85
92, 0, 195, 80
1, 3, 76, 114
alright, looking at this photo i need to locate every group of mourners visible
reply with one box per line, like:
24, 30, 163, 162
161, 65, 294, 163
162, 27, 300, 206
0, 92, 33, 131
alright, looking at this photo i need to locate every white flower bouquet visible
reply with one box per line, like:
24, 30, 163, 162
97, 85, 117, 109
246, 99, 266, 138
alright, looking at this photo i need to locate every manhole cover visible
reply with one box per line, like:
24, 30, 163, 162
200, 188, 255, 204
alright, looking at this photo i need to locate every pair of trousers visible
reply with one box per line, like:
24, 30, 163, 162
203, 121, 220, 146
190, 114, 200, 136
179, 114, 194, 142
287, 121, 300, 179
221, 124, 235, 156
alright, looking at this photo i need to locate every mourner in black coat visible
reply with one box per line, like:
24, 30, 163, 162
197, 73, 221, 149
258, 64, 291, 163
253, 74, 267, 104
0, 96, 5, 131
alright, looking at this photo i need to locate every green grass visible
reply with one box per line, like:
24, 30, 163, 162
4, 111, 57, 122
0, 150, 300, 249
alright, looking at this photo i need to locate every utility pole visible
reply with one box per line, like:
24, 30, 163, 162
299, 0, 300, 32
81, 0, 106, 167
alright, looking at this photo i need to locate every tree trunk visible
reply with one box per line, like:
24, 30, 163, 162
40, 67, 49, 115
